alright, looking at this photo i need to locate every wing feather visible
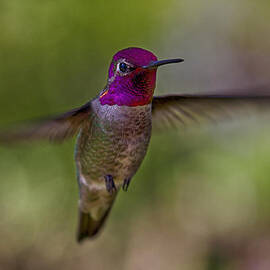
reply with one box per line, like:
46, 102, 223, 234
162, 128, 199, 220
0, 101, 92, 143
152, 93, 270, 131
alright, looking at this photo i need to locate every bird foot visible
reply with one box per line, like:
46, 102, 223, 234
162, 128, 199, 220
105, 175, 117, 194
122, 178, 131, 192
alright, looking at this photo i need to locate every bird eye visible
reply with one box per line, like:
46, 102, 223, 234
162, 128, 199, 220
119, 62, 128, 73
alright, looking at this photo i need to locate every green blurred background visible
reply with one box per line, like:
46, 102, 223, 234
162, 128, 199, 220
1, 0, 270, 269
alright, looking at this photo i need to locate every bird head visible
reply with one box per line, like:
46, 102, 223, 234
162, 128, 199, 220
99, 47, 183, 107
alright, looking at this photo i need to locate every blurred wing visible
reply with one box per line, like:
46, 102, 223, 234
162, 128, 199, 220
0, 101, 92, 143
152, 94, 270, 131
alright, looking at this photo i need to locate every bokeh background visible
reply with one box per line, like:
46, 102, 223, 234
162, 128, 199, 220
1, 1, 270, 269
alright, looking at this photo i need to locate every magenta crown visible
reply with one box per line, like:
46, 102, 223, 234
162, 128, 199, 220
108, 47, 158, 79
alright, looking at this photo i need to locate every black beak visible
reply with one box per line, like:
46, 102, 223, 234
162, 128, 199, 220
142, 58, 184, 69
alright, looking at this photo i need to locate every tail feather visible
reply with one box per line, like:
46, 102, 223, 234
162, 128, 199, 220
77, 206, 113, 243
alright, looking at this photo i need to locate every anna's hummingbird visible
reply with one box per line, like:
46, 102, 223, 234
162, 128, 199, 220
1, 47, 270, 242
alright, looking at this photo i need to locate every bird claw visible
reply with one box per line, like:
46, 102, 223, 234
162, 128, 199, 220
105, 175, 117, 194
122, 178, 131, 192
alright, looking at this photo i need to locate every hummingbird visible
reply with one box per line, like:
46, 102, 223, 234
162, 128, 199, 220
1, 47, 270, 242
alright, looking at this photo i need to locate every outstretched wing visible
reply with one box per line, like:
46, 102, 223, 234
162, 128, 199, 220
0, 101, 92, 143
152, 93, 270, 131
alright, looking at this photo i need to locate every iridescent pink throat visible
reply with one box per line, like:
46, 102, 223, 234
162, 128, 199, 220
99, 68, 157, 107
